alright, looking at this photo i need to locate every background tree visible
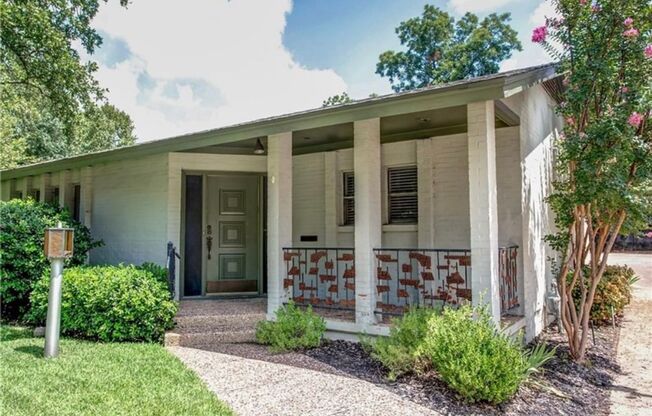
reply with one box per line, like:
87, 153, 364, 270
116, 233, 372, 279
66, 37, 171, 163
0, 0, 135, 169
322, 92, 352, 107
535, 0, 651, 362
376, 5, 522, 92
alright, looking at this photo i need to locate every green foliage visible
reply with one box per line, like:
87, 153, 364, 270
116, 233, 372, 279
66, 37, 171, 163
572, 265, 638, 323
376, 5, 522, 92
0, 199, 101, 321
255, 301, 326, 352
137, 262, 169, 285
420, 305, 541, 404
369, 307, 438, 380
369, 305, 553, 404
28, 265, 177, 343
322, 92, 352, 107
0, 1, 136, 169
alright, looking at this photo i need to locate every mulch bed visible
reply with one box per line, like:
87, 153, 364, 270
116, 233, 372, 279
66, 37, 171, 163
196, 324, 620, 416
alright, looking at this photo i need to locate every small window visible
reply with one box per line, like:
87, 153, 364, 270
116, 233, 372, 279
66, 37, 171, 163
388, 166, 418, 224
50, 187, 60, 205
72, 184, 81, 222
342, 171, 355, 225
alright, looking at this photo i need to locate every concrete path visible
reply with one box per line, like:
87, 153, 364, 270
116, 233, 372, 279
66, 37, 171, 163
169, 345, 437, 416
608, 253, 652, 416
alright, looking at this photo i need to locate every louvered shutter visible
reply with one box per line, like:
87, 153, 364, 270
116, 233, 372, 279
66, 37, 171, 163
388, 166, 418, 224
342, 171, 355, 225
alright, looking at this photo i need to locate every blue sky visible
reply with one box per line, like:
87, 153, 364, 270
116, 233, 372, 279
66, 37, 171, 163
90, 0, 554, 141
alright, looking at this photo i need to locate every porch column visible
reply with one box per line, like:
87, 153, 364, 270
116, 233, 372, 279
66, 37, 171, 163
417, 139, 434, 248
39, 173, 52, 203
467, 101, 501, 323
20, 176, 33, 199
354, 118, 382, 328
267, 131, 293, 318
58, 170, 72, 210
80, 166, 93, 229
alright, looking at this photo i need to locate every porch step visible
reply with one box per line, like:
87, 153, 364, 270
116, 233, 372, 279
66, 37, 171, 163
165, 329, 257, 347
165, 298, 267, 348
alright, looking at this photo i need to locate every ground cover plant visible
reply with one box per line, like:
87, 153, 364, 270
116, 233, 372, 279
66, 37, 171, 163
256, 301, 326, 352
0, 199, 101, 321
28, 265, 177, 343
0, 326, 232, 416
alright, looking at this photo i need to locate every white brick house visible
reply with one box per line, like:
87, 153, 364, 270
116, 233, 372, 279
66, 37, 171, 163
0, 64, 563, 341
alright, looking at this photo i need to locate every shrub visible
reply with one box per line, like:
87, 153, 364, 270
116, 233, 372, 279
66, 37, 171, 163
420, 305, 540, 404
255, 301, 326, 352
369, 304, 553, 404
572, 265, 638, 323
137, 262, 169, 285
369, 307, 439, 380
28, 265, 177, 342
0, 199, 101, 321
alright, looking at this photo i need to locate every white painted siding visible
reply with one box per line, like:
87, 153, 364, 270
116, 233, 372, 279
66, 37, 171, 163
519, 85, 563, 341
90, 154, 169, 265
292, 153, 325, 246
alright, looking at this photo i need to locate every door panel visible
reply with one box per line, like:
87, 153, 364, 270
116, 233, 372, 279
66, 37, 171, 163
205, 175, 259, 293
183, 175, 203, 296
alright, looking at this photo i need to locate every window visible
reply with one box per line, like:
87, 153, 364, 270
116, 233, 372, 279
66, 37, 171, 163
342, 171, 355, 225
387, 166, 418, 224
72, 184, 81, 222
50, 187, 60, 205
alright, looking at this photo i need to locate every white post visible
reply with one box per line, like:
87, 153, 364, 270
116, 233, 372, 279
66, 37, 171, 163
267, 132, 293, 318
58, 170, 72, 209
39, 173, 52, 203
354, 118, 382, 328
467, 101, 501, 324
417, 139, 434, 248
80, 167, 93, 228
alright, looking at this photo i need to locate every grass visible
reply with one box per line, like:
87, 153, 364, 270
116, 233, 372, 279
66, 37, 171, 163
0, 326, 233, 416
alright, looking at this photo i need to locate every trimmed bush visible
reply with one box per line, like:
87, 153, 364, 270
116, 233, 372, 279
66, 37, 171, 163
572, 265, 638, 323
0, 199, 101, 321
420, 305, 531, 404
28, 265, 177, 342
255, 301, 326, 352
369, 304, 554, 404
369, 307, 439, 380
137, 262, 169, 285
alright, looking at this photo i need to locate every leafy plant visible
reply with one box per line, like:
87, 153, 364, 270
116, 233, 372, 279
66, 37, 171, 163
368, 307, 439, 380
255, 301, 326, 352
0, 199, 101, 321
137, 262, 169, 285
572, 265, 638, 323
28, 265, 177, 342
534, 0, 651, 362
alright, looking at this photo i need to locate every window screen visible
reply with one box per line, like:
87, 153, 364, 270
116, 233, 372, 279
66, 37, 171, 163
388, 166, 418, 224
342, 171, 355, 225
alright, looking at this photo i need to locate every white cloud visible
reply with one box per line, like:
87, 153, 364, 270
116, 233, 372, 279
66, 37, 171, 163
500, 0, 557, 72
91, 0, 347, 141
448, 0, 516, 14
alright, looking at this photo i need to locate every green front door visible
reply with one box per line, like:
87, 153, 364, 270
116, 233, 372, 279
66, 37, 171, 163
205, 175, 260, 294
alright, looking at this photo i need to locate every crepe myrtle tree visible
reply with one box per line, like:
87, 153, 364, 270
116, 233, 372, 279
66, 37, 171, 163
533, 0, 651, 362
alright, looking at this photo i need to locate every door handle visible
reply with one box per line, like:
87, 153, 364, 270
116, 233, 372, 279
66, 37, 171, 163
206, 225, 213, 259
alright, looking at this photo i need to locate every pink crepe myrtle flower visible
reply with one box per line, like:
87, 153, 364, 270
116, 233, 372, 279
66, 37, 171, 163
645, 44, 652, 59
646, 231, 652, 238
620, 86, 629, 94
579, 0, 587, 5
623, 17, 634, 27
565, 116, 575, 126
624, 28, 639, 38
531, 26, 547, 43
628, 112, 643, 128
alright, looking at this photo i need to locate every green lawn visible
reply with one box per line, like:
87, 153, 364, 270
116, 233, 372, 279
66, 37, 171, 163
0, 326, 233, 416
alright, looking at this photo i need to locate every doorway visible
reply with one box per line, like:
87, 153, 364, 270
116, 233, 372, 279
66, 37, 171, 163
182, 172, 264, 297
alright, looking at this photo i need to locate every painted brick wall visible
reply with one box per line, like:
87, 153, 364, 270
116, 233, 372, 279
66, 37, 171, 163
90, 153, 169, 265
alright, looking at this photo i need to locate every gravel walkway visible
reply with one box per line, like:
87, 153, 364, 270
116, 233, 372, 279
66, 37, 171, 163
169, 345, 439, 416
608, 253, 652, 416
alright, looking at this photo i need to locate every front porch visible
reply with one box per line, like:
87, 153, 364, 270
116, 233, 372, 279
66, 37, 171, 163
168, 99, 528, 336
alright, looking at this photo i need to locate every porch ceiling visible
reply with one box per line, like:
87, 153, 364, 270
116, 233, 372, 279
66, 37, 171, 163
183, 104, 513, 155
